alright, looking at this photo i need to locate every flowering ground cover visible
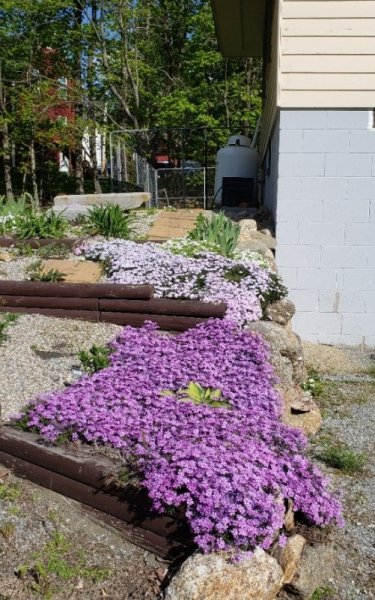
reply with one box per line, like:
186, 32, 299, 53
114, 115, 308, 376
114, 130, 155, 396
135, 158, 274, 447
77, 240, 286, 325
14, 319, 342, 554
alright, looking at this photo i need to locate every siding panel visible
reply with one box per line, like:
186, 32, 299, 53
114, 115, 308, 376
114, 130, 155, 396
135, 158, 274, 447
283, 1, 375, 19
279, 0, 375, 107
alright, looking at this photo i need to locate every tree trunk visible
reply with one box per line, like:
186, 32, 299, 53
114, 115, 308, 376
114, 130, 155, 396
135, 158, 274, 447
89, 131, 101, 193
0, 64, 14, 201
29, 139, 39, 207
87, 1, 101, 194
1, 121, 14, 201
74, 1, 84, 194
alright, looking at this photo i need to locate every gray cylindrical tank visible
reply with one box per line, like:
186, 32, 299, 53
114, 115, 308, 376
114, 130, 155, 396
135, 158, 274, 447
214, 135, 259, 207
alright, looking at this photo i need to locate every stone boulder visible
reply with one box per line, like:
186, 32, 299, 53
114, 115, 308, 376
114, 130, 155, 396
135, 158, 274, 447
265, 300, 296, 326
282, 405, 322, 436
246, 321, 306, 387
164, 549, 284, 600
283, 543, 336, 600
274, 535, 306, 585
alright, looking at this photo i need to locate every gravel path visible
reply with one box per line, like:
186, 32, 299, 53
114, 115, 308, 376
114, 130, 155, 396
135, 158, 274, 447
304, 344, 375, 600
0, 314, 121, 420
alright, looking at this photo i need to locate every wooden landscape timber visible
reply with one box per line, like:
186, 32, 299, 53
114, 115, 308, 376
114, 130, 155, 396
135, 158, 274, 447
0, 280, 227, 331
0, 427, 193, 559
0, 237, 78, 249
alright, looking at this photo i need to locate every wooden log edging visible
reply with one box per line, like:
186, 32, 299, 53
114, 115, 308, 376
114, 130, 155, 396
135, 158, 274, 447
0, 237, 78, 249
0, 280, 227, 330
0, 426, 193, 559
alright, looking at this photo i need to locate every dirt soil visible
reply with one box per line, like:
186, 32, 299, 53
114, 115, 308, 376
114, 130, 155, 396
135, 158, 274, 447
0, 472, 168, 599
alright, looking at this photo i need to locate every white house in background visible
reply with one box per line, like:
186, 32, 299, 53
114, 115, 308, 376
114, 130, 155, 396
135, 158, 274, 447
211, 0, 375, 346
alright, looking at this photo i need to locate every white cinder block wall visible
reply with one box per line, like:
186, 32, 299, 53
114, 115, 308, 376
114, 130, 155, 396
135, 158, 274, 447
265, 109, 375, 346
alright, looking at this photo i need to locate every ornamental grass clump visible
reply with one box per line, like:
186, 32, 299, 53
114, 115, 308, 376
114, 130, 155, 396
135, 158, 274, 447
77, 239, 286, 325
14, 319, 342, 554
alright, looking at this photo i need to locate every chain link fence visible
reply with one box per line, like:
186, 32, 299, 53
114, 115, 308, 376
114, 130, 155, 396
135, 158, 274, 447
109, 127, 245, 208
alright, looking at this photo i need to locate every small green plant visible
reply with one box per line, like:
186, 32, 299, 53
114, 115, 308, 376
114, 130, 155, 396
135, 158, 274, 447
161, 381, 231, 409
86, 204, 135, 238
0, 481, 21, 502
260, 272, 288, 310
37, 244, 70, 259
0, 313, 19, 343
311, 584, 336, 599
301, 370, 326, 397
0, 521, 16, 540
15, 210, 67, 239
12, 243, 34, 257
188, 212, 240, 257
223, 265, 251, 284
17, 530, 110, 598
317, 441, 366, 474
78, 344, 113, 374
26, 260, 66, 282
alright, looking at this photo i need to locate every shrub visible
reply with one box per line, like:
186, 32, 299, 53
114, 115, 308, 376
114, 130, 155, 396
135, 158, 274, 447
86, 204, 134, 238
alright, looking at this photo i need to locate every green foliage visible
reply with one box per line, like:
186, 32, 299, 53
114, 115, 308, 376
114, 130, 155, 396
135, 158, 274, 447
0, 313, 19, 343
78, 344, 112, 374
17, 529, 110, 598
188, 212, 240, 257
223, 265, 251, 284
0, 521, 16, 540
0, 481, 21, 502
86, 204, 135, 239
37, 243, 70, 259
163, 237, 223, 258
26, 261, 66, 282
161, 381, 231, 409
13, 243, 34, 257
261, 273, 289, 310
15, 211, 67, 239
311, 585, 336, 600
317, 440, 366, 474
301, 370, 327, 397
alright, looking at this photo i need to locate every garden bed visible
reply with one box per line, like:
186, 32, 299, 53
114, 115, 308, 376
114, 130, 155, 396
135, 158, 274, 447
0, 426, 193, 560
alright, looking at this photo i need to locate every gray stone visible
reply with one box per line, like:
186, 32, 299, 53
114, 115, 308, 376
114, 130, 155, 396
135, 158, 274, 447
285, 543, 336, 599
265, 300, 296, 326
164, 549, 284, 600
53, 192, 150, 220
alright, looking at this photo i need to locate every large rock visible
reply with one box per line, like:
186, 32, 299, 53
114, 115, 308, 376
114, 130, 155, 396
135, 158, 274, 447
246, 321, 306, 387
283, 405, 322, 436
237, 239, 275, 261
53, 192, 150, 220
284, 543, 336, 599
265, 300, 296, 326
274, 535, 306, 585
164, 549, 284, 600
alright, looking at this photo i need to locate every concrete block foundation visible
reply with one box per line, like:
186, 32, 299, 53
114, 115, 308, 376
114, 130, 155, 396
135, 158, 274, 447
265, 109, 375, 346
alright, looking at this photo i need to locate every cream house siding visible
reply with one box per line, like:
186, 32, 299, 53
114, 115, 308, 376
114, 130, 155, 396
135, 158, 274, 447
260, 0, 281, 159
279, 0, 375, 108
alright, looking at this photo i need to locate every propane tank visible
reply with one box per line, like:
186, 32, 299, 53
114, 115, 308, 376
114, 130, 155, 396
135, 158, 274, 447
214, 135, 259, 207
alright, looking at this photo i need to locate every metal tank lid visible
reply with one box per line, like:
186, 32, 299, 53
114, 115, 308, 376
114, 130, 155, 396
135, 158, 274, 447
227, 134, 251, 148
